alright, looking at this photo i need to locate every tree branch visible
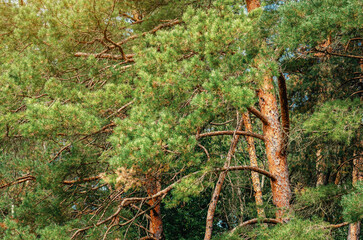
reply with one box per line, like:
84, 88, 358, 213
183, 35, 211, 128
313, 49, 363, 59
247, 107, 270, 126
198, 130, 265, 141
74, 52, 134, 61
114, 19, 181, 47
210, 120, 233, 126
217, 166, 276, 181
63, 176, 101, 185
0, 175, 36, 189
325, 222, 349, 229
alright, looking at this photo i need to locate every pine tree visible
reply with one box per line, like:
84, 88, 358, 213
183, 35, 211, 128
0, 0, 362, 239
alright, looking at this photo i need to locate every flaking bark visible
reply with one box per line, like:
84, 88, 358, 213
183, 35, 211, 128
258, 76, 291, 220
247, 0, 292, 220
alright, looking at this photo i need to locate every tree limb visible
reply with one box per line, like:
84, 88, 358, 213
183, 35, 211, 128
74, 52, 134, 61
313, 49, 363, 59
247, 107, 270, 126
0, 175, 36, 189
63, 176, 101, 185
198, 130, 265, 141
114, 19, 181, 47
325, 222, 349, 229
217, 166, 276, 181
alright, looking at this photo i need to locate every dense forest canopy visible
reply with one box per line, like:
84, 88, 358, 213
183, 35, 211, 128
0, 0, 362, 239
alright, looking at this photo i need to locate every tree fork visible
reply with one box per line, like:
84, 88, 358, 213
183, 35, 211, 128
247, 0, 292, 220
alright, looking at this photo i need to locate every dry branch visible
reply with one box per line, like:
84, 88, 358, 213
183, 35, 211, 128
198, 130, 265, 141
74, 52, 134, 61
247, 107, 270, 126
326, 222, 349, 229
217, 166, 276, 181
0, 175, 36, 189
63, 176, 101, 185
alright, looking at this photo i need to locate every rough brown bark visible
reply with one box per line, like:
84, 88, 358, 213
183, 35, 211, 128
246, 0, 260, 12
258, 76, 291, 220
348, 223, 361, 240
247, 0, 291, 221
146, 176, 164, 240
242, 112, 265, 218
278, 74, 290, 141
204, 120, 243, 240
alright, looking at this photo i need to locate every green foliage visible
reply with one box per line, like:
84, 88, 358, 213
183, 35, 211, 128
278, 0, 362, 48
163, 192, 210, 240
165, 175, 206, 208
295, 185, 345, 206
248, 218, 332, 240
341, 182, 363, 223
217, 218, 332, 240
303, 99, 362, 144
1, 0, 362, 239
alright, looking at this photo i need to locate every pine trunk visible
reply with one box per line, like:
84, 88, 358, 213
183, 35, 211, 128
242, 112, 265, 218
146, 177, 163, 240
247, 0, 291, 221
258, 76, 291, 220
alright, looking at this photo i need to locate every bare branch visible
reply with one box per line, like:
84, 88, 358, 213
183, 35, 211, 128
198, 130, 265, 141
197, 143, 210, 162
106, 99, 135, 119
103, 30, 126, 60
217, 166, 276, 181
210, 120, 233, 126
63, 176, 101, 185
50, 143, 71, 163
74, 52, 134, 61
205, 116, 244, 240
325, 222, 349, 229
313, 49, 363, 59
0, 175, 36, 189
115, 19, 182, 47
247, 107, 270, 126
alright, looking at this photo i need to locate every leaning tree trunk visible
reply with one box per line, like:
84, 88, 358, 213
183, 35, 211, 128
242, 112, 266, 218
146, 176, 164, 240
204, 119, 244, 240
